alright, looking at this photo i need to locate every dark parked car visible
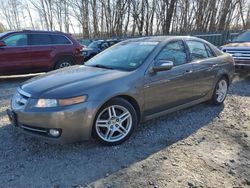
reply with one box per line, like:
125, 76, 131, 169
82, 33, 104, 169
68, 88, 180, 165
221, 30, 250, 69
0, 30, 84, 75
82, 39, 121, 61
7, 36, 234, 145
77, 38, 94, 47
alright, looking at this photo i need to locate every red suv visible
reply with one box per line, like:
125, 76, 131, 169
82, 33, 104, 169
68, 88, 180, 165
0, 30, 84, 75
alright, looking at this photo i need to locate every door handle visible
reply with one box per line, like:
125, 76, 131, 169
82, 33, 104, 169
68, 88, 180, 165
208, 64, 218, 71
185, 69, 193, 74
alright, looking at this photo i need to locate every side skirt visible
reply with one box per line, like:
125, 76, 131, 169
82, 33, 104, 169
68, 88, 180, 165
142, 96, 209, 122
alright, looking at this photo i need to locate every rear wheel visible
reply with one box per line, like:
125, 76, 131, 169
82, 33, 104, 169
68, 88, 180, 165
211, 77, 228, 105
55, 57, 74, 69
93, 98, 137, 145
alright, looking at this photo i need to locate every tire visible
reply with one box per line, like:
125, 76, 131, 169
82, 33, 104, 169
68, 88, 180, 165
92, 98, 137, 146
211, 77, 228, 105
55, 57, 74, 69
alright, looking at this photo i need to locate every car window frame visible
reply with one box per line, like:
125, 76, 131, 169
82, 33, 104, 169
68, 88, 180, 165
2, 33, 29, 48
153, 39, 189, 67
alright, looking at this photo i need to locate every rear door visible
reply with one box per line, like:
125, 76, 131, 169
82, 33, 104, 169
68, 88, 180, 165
28, 33, 54, 71
185, 40, 218, 99
144, 40, 196, 115
0, 33, 32, 75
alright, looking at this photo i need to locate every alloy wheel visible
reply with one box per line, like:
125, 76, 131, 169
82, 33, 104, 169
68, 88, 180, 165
216, 79, 228, 103
95, 105, 132, 143
59, 62, 71, 68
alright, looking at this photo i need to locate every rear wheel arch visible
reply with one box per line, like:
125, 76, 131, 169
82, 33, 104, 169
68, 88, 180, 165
54, 55, 76, 69
221, 74, 230, 85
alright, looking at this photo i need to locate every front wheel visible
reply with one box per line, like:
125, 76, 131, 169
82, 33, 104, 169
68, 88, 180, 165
211, 77, 228, 105
92, 98, 137, 146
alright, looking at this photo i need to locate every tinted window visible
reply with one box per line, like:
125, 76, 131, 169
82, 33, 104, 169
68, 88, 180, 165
30, 34, 52, 45
233, 31, 250, 42
3, 34, 28, 46
156, 41, 187, 66
51, 35, 71, 44
86, 41, 158, 71
186, 41, 208, 61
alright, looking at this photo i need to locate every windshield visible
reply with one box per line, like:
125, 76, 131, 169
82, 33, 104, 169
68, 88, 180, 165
88, 41, 100, 48
233, 31, 250, 42
85, 41, 158, 71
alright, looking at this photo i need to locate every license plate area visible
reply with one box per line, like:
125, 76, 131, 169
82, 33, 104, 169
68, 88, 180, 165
6, 109, 18, 127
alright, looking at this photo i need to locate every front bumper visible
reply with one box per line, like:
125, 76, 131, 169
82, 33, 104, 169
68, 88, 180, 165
9, 101, 99, 143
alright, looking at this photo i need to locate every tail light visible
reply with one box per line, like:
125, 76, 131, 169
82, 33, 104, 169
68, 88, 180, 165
75, 45, 83, 56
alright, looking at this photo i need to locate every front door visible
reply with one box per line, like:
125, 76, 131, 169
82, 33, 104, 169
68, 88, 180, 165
144, 40, 195, 115
0, 33, 32, 75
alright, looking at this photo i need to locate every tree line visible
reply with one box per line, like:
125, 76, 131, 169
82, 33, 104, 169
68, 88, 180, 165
0, 0, 250, 38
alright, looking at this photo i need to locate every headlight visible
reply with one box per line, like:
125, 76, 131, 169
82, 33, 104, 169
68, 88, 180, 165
35, 96, 87, 108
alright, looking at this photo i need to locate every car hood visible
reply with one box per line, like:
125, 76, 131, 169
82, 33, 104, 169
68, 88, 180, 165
21, 65, 128, 98
222, 42, 250, 48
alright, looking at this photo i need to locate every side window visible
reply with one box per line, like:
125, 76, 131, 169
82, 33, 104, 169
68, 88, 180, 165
186, 41, 209, 61
205, 44, 216, 57
156, 41, 187, 66
3, 34, 28, 46
51, 35, 71, 44
30, 34, 52, 45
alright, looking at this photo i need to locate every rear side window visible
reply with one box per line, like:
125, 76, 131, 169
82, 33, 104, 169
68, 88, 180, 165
205, 44, 216, 57
3, 34, 28, 46
50, 35, 71, 44
156, 40, 187, 66
186, 41, 209, 61
30, 34, 52, 45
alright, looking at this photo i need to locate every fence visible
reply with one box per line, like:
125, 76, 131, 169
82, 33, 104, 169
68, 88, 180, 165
171, 30, 242, 46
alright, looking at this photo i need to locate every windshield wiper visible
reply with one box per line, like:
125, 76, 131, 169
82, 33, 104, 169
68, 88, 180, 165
92, 64, 114, 70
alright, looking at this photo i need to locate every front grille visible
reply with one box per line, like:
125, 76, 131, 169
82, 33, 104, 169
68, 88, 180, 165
12, 88, 31, 109
224, 48, 250, 61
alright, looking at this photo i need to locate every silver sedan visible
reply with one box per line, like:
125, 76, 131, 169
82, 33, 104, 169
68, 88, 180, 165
7, 36, 235, 145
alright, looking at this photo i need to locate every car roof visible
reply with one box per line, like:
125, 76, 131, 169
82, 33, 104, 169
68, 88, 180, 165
121, 36, 213, 46
3, 30, 67, 35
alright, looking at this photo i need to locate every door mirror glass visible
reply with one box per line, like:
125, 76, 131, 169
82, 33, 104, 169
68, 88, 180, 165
151, 60, 174, 73
0, 41, 6, 47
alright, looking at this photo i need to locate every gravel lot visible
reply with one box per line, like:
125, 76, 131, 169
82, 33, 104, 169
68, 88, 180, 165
0, 72, 249, 188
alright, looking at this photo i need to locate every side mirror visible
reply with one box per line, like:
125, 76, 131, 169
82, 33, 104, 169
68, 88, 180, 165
0, 41, 6, 47
151, 60, 174, 73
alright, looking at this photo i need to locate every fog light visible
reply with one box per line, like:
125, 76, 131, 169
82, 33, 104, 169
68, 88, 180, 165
49, 129, 60, 137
